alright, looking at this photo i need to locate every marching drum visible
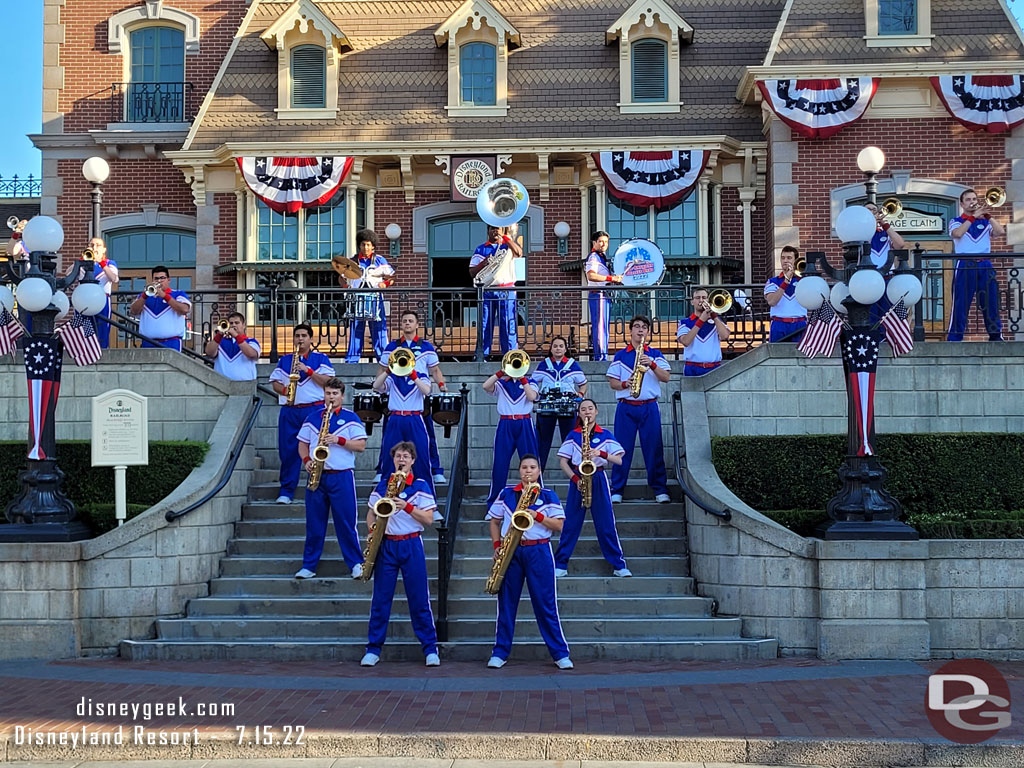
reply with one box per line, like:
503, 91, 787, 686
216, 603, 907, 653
350, 292, 379, 321
429, 392, 463, 438
612, 238, 666, 288
352, 392, 386, 435
536, 392, 580, 419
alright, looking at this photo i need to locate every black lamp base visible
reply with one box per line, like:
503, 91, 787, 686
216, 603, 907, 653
815, 518, 920, 541
0, 520, 92, 542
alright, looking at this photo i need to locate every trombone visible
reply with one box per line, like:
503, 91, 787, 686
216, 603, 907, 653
983, 186, 1006, 208
880, 198, 903, 220
706, 289, 733, 315
387, 347, 416, 377
501, 349, 530, 378
215, 319, 230, 334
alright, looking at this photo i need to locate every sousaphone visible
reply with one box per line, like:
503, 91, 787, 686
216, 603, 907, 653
474, 178, 530, 287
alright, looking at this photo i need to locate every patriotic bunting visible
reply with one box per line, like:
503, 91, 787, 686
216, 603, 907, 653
592, 151, 708, 210
57, 311, 103, 367
237, 156, 354, 214
797, 302, 843, 359
757, 78, 880, 139
931, 75, 1024, 133
24, 336, 62, 461
841, 328, 884, 458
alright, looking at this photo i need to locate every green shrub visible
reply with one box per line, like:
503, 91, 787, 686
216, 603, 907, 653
80, 503, 151, 534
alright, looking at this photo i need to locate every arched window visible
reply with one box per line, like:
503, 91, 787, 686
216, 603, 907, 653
459, 42, 497, 106
128, 25, 186, 122
631, 39, 668, 102
290, 44, 327, 109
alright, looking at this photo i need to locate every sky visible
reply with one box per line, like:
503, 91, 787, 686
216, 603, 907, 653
2, 1, 1024, 182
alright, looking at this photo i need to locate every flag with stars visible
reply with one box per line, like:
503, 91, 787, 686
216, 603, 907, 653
592, 151, 708, 210
0, 307, 25, 358
841, 329, 883, 457
24, 337, 63, 461
237, 156, 354, 213
797, 301, 842, 359
879, 299, 914, 357
931, 75, 1024, 133
56, 310, 102, 366
756, 78, 880, 139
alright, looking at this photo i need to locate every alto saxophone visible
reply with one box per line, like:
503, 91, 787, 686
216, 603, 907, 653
306, 406, 332, 491
485, 482, 541, 595
285, 349, 301, 406
577, 418, 597, 509
627, 341, 648, 398
361, 470, 408, 581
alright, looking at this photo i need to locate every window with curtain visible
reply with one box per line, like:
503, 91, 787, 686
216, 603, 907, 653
460, 42, 497, 106
631, 39, 668, 102
128, 25, 185, 121
290, 44, 327, 108
878, 0, 917, 34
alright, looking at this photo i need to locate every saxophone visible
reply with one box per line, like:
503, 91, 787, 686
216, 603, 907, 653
577, 418, 597, 509
284, 348, 301, 405
306, 406, 332, 491
485, 482, 541, 595
360, 470, 408, 581
627, 337, 649, 398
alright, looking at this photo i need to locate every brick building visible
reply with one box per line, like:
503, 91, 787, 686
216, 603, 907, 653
32, 0, 1024, 350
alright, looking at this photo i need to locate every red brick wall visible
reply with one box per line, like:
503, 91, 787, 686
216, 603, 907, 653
759, 134, 774, 281
212, 193, 236, 289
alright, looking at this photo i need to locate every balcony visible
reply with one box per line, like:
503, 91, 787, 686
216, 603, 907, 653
110, 82, 195, 126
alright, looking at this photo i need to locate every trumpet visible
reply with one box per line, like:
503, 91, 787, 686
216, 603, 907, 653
880, 198, 903, 219
215, 319, 230, 334
794, 256, 806, 276
387, 347, 416, 377
81, 248, 95, 261
984, 186, 1006, 208
707, 289, 733, 315
501, 349, 530, 378
144, 283, 162, 297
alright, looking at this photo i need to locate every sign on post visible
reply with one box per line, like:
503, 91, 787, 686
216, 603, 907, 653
91, 389, 149, 526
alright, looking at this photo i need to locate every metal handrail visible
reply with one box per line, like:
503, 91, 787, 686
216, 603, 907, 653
105, 309, 213, 367
435, 382, 470, 643
671, 391, 731, 521
166, 395, 262, 522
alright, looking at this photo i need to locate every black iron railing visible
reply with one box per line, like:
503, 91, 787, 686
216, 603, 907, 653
671, 391, 731, 521
0, 174, 41, 198
435, 383, 470, 643
111, 81, 194, 123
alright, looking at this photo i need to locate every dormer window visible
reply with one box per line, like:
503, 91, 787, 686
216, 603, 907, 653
290, 44, 326, 109
607, 0, 693, 115
460, 42, 497, 106
864, 0, 932, 47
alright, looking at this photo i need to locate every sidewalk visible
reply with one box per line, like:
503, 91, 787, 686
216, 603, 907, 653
1, 657, 1021, 766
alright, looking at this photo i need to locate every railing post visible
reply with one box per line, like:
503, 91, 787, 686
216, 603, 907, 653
269, 283, 280, 363
912, 244, 926, 343
474, 284, 485, 362
460, 382, 470, 483
436, 525, 449, 642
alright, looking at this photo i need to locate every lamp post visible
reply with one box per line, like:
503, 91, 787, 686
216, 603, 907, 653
553, 220, 570, 256
82, 157, 110, 238
384, 223, 402, 259
856, 146, 886, 207
0, 216, 109, 542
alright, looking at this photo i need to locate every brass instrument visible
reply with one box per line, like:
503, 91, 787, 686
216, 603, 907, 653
387, 347, 416, 377
81, 248, 95, 261
485, 481, 541, 595
215, 319, 230, 333
880, 198, 903, 219
794, 256, 806, 277
284, 349, 301, 406
6, 216, 20, 230
474, 178, 531, 287
306, 405, 333, 491
984, 187, 1006, 208
144, 283, 162, 297
578, 418, 597, 509
707, 289, 733, 315
627, 334, 648, 399
361, 470, 408, 581
501, 349, 530, 379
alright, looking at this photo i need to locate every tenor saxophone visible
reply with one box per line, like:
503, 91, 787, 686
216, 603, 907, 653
360, 470, 408, 581
285, 348, 301, 406
577, 418, 597, 509
306, 406, 332, 491
485, 482, 541, 595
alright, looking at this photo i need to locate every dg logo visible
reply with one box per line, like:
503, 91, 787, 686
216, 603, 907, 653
926, 659, 1012, 743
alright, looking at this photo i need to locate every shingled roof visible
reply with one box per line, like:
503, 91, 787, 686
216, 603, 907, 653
186, 0, 786, 149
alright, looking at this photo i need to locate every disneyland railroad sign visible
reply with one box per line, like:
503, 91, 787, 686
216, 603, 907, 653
451, 156, 496, 201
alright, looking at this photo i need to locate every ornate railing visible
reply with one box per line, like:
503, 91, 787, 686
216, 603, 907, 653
0, 174, 41, 198
111, 81, 195, 123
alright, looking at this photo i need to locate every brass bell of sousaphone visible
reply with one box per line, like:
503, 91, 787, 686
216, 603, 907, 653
388, 347, 416, 377
476, 177, 530, 230
501, 349, 530, 379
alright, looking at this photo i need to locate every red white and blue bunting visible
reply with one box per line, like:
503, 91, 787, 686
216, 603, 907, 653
237, 156, 354, 214
931, 75, 1024, 133
592, 151, 709, 210
757, 78, 880, 139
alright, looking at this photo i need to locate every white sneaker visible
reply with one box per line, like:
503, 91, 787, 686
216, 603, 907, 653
360, 652, 380, 667
555, 657, 574, 670
610, 494, 623, 503
613, 568, 633, 578
554, 568, 568, 577
425, 653, 441, 667
433, 473, 447, 484
294, 568, 315, 579
372, 473, 382, 483
351, 564, 364, 579
655, 493, 671, 504
487, 656, 506, 669
276, 495, 292, 504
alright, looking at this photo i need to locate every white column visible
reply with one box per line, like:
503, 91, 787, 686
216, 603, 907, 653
367, 188, 376, 230
345, 182, 358, 257
697, 177, 710, 260
739, 188, 757, 284
713, 183, 723, 259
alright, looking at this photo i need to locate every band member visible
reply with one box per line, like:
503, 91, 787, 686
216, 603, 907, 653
486, 455, 572, 670
205, 311, 261, 381
554, 399, 628, 578
676, 288, 730, 376
88, 236, 118, 348
606, 315, 671, 504
585, 230, 621, 361
373, 348, 434, 491
948, 188, 1006, 342
374, 310, 448, 484
270, 324, 336, 504
128, 265, 191, 351
469, 225, 522, 357
865, 203, 907, 325
531, 335, 587, 469
345, 229, 395, 363
295, 378, 368, 580
483, 361, 539, 506
763, 246, 807, 343
361, 441, 440, 668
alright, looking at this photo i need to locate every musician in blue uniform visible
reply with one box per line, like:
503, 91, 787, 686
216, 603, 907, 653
345, 229, 395, 363
269, 324, 336, 504
128, 265, 191, 351
864, 202, 906, 325
606, 315, 671, 504
763, 246, 807, 343
469, 225, 522, 357
676, 288, 730, 376
361, 441, 440, 667
205, 311, 261, 381
555, 398, 629, 578
483, 361, 539, 506
585, 231, 621, 361
88, 236, 118, 348
486, 455, 572, 670
947, 188, 1006, 341
530, 335, 587, 470
295, 378, 368, 580
373, 350, 434, 493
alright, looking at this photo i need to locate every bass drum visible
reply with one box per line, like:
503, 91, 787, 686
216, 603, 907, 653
429, 392, 463, 439
612, 238, 666, 287
352, 393, 386, 435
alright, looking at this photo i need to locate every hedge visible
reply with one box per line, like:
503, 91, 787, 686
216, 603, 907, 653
712, 433, 1024, 539
0, 441, 208, 534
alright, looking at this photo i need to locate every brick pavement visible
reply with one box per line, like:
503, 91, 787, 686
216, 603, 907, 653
0, 658, 1022, 765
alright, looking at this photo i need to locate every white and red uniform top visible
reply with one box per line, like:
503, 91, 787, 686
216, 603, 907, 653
558, 424, 624, 470
134, 291, 192, 340
347, 253, 394, 290
585, 250, 613, 288
491, 376, 536, 416
382, 336, 439, 377
487, 485, 564, 541
763, 275, 807, 319
530, 356, 586, 395
269, 350, 335, 405
297, 407, 368, 471
869, 229, 892, 271
380, 372, 427, 412
470, 241, 515, 289
92, 259, 119, 296
606, 345, 670, 401
214, 335, 262, 381
950, 215, 993, 255
675, 315, 723, 365
368, 472, 437, 536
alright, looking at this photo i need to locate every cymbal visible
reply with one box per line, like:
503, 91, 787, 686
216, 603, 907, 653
331, 255, 362, 279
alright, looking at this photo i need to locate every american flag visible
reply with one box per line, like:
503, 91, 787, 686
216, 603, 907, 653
797, 302, 843, 359
879, 299, 914, 357
0, 307, 25, 357
56, 311, 102, 366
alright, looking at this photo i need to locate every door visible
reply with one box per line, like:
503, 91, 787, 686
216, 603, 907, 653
918, 240, 953, 337
129, 26, 185, 122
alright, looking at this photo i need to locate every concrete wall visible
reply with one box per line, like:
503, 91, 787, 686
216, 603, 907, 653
682, 341, 1024, 659
0, 350, 257, 659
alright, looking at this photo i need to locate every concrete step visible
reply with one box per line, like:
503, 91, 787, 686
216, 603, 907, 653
120, 637, 779, 662
154, 615, 743, 641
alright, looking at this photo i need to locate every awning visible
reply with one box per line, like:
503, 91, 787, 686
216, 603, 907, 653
214, 260, 338, 275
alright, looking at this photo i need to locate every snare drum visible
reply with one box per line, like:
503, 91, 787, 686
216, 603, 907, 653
351, 292, 379, 321
352, 392, 385, 435
429, 392, 463, 439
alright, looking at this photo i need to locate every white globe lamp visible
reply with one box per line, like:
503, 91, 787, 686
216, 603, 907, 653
51, 290, 71, 320
553, 221, 571, 239
856, 146, 886, 174
0, 285, 14, 313
71, 282, 108, 316
848, 268, 886, 305
384, 223, 402, 241
21, 216, 65, 254
794, 275, 830, 310
82, 157, 111, 185
835, 206, 877, 244
886, 273, 923, 306
16, 277, 55, 313
830, 282, 850, 314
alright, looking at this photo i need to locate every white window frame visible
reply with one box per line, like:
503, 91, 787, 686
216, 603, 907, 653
864, 0, 933, 48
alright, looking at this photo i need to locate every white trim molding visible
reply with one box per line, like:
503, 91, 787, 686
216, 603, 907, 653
107, 1, 201, 54
864, 0, 932, 48
100, 208, 197, 237
412, 200, 544, 254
